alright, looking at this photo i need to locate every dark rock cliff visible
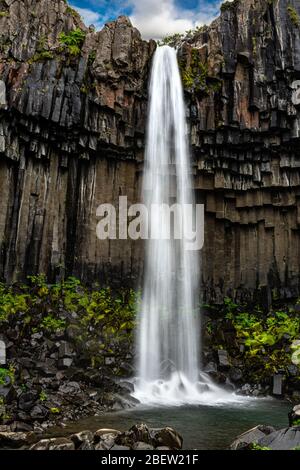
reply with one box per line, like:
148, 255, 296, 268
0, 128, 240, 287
0, 0, 300, 303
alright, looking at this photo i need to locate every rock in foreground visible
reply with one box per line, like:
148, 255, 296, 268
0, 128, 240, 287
0, 424, 183, 451
231, 404, 300, 450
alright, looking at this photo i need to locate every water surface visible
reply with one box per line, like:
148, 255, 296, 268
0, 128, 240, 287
48, 399, 290, 450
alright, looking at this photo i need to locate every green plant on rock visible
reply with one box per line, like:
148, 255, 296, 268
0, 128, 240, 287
40, 315, 66, 333
88, 50, 96, 65
30, 51, 54, 63
250, 443, 271, 451
50, 407, 61, 414
0, 365, 15, 386
39, 391, 48, 402
287, 5, 300, 28
0, 284, 29, 323
58, 28, 86, 56
180, 49, 209, 94
159, 33, 184, 47
225, 300, 300, 380
0, 11, 9, 18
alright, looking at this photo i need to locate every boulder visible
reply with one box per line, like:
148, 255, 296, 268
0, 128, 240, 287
115, 424, 152, 447
229, 367, 243, 383
0, 341, 6, 365
230, 425, 276, 450
217, 350, 230, 368
272, 374, 284, 396
94, 428, 121, 442
259, 427, 300, 450
150, 427, 183, 450
70, 430, 94, 450
30, 405, 48, 420
289, 404, 300, 427
30, 438, 75, 451
0, 432, 32, 449
18, 391, 38, 411
132, 441, 155, 450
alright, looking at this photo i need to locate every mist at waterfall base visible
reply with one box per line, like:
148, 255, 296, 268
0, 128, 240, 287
132, 46, 241, 406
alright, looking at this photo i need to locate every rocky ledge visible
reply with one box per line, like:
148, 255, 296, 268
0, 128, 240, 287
0, 423, 183, 451
231, 404, 300, 450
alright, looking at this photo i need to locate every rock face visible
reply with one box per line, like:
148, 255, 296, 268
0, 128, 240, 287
1, 0, 300, 301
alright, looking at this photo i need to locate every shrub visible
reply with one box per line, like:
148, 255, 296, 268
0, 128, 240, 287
30, 51, 54, 62
58, 28, 86, 56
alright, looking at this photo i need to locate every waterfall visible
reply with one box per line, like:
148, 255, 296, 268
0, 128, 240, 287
132, 46, 249, 406
133, 45, 201, 404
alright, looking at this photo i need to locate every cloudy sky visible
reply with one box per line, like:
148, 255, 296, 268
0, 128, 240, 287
70, 0, 225, 39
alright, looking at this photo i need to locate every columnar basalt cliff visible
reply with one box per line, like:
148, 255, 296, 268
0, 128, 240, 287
1, 0, 300, 303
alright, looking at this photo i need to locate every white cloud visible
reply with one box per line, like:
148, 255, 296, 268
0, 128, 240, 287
129, 0, 223, 40
70, 5, 103, 28
71, 1, 227, 40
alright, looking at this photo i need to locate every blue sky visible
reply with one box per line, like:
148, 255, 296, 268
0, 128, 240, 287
70, 0, 227, 39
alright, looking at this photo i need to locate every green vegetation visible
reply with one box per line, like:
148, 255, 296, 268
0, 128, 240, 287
180, 48, 222, 95
39, 391, 48, 402
88, 50, 97, 65
180, 49, 208, 92
39, 315, 66, 332
217, 297, 300, 382
287, 5, 300, 28
50, 407, 61, 414
159, 24, 209, 47
0, 276, 138, 369
250, 443, 271, 451
0, 11, 9, 18
30, 51, 54, 62
159, 33, 184, 47
252, 36, 257, 56
0, 365, 15, 386
58, 28, 86, 55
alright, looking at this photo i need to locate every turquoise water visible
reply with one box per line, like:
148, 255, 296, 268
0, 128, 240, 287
48, 399, 291, 450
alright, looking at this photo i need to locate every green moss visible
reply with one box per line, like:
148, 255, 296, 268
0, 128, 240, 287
0, 365, 15, 386
180, 48, 220, 95
58, 28, 86, 56
252, 36, 257, 56
250, 443, 271, 451
50, 407, 61, 414
0, 11, 9, 18
30, 50, 54, 62
287, 5, 300, 28
88, 50, 96, 65
39, 391, 48, 402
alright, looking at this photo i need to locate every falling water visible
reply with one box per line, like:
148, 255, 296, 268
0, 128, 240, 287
132, 46, 252, 406
132, 46, 199, 404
